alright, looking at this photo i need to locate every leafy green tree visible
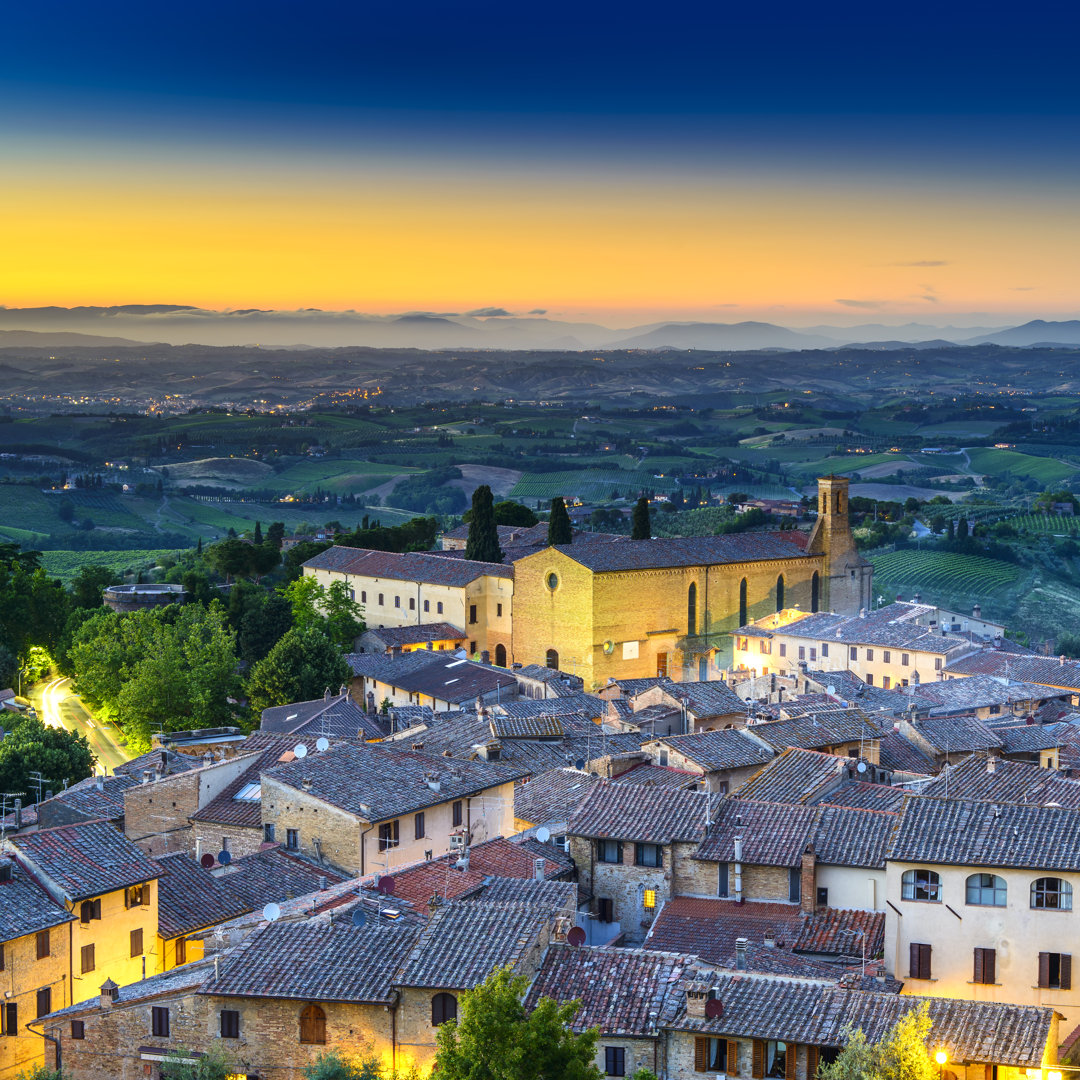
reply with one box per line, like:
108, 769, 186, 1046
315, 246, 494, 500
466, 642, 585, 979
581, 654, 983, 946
161, 1046, 239, 1080
57, 499, 75, 523
280, 578, 365, 649
493, 500, 539, 527
465, 485, 504, 563
248, 542, 281, 582
206, 537, 251, 584
302, 1049, 382, 1080
247, 628, 352, 714
631, 496, 651, 540
267, 521, 286, 550
0, 715, 94, 797
0, 548, 71, 661
820, 1003, 935, 1080
15, 1066, 69, 1080
1058, 632, 1080, 659
547, 498, 572, 546
69, 565, 120, 609
431, 966, 602, 1080
0, 642, 17, 690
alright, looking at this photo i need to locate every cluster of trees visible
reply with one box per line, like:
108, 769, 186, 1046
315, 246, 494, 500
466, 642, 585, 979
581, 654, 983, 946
390, 466, 468, 515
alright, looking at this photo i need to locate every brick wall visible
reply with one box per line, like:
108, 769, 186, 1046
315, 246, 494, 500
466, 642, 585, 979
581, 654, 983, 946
191, 823, 264, 864
678, 856, 795, 902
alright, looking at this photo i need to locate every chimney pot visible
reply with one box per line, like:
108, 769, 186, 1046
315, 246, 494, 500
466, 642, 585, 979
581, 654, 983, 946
735, 937, 748, 970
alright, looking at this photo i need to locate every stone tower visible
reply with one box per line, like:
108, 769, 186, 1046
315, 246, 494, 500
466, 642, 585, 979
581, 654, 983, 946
806, 475, 872, 615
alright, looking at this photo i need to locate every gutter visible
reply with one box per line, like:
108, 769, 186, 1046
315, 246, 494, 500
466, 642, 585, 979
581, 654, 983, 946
26, 1019, 60, 1073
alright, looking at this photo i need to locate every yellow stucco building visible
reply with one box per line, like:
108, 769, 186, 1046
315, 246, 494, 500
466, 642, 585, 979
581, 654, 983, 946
512, 476, 871, 687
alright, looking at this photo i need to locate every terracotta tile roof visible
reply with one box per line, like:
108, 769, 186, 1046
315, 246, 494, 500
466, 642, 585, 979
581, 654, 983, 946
804, 669, 910, 711
470, 877, 576, 910
911, 714, 1003, 753
490, 715, 565, 738
791, 907, 885, 957
395, 899, 552, 989
45, 959, 216, 1019
344, 650, 448, 681
153, 853, 253, 938
35, 773, 139, 825
645, 897, 805, 963
996, 723, 1070, 753
217, 846, 347, 909
734, 747, 852, 804
915, 755, 1080, 808
878, 730, 937, 774
695, 799, 817, 867
512, 665, 584, 695
11, 819, 160, 901
811, 781, 907, 812
493, 694, 606, 721
204, 919, 421, 1002
303, 545, 513, 583
608, 762, 701, 790
525, 944, 689, 1035
360, 655, 518, 705
658, 680, 746, 717
260, 693, 388, 740
568, 783, 713, 844
947, 650, 1080, 690
264, 741, 526, 821
891, 794, 1080, 871
0, 857, 74, 940
604, 677, 671, 697
653, 730, 775, 771
114, 748, 201, 777
811, 804, 898, 869
362, 622, 465, 647
513, 768, 602, 826
748, 712, 885, 752
911, 675, 1064, 717
530, 533, 811, 572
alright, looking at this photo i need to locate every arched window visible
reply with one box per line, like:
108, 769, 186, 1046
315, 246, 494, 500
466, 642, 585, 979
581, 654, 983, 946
687, 583, 697, 636
966, 873, 1007, 907
299, 1004, 326, 1044
546, 649, 559, 670
811, 572, 820, 613
775, 575, 785, 613
494, 643, 507, 666
1032, 877, 1072, 910
739, 578, 748, 627
901, 868, 941, 902
432, 993, 458, 1026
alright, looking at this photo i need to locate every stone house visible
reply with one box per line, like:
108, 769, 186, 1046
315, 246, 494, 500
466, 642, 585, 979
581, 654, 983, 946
260, 690, 389, 741
567, 783, 714, 942
357, 622, 467, 656
345, 651, 518, 712
632, 679, 747, 732
642, 729, 776, 793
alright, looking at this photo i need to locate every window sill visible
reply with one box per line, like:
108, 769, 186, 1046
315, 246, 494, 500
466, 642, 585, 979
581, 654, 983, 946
907, 977, 938, 982
966, 981, 1002, 986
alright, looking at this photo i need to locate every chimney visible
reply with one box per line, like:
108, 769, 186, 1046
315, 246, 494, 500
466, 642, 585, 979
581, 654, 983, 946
13, 798, 21, 830
319, 875, 328, 890
301, 777, 313, 791
1062, 655, 1067, 667
324, 687, 332, 701
987, 756, 997, 774
685, 987, 708, 1019
203, 752, 213, 767
735, 938, 748, 971
534, 857, 546, 881
733, 836, 743, 903
94, 775, 104, 792
763, 929, 776, 948
481, 650, 490, 665
801, 843, 816, 913
99, 979, 118, 1011
973, 603, 981, 619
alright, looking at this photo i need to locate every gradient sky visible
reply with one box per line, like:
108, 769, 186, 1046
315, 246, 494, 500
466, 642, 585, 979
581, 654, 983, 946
3, 0, 1079, 326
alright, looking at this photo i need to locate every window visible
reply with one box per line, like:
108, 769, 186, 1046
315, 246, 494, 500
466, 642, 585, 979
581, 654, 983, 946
286, 828, 299, 851
81, 944, 95, 974
866, 648, 874, 661
779, 643, 787, 657
718, 862, 729, 897
497, 602, 503, 617
547, 573, 559, 590
378, 820, 400, 851
1032, 877, 1072, 910
409, 597, 415, 610
788, 868, 801, 903
850, 647, 857, 661
423, 599, 430, 612
754, 1039, 789, 1079
495, 643, 507, 666
902, 653, 910, 666
0, 944, 4, 971
809, 647, 817, 662
220, 1009, 240, 1039
643, 889, 656, 911
361, 591, 367, 603
125, 884, 148, 908
131, 928, 144, 957
739, 578, 748, 626
36, 988, 51, 1018
36, 931, 49, 959
909, 942, 932, 980
695, 1037, 735, 1073
264, 823, 275, 843
378, 593, 384, 606
176, 937, 187, 965
71, 1020, 85, 1040
437, 601, 443, 614
974, 947, 996, 985
605, 1047, 626, 1077
300, 1004, 325, 1044
688, 583, 697, 636
635, 843, 662, 868
811, 571, 820, 613
2, 1003, 15, 1037
469, 640, 477, 654
882, 676, 891, 690
469, 604, 477, 624
1039, 952, 1072, 989
901, 868, 941, 902
775, 575, 784, 612
598, 898, 614, 923
883, 650, 891, 664
966, 874, 1007, 907
598, 840, 623, 864
798, 646, 805, 660
432, 993, 457, 1026
152, 1006, 170, 1037
934, 657, 943, 670
394, 595, 401, 608
817, 887, 829, 907
411, 812, 425, 840
821, 643, 828, 657
452, 801, 463, 827
656, 652, 669, 678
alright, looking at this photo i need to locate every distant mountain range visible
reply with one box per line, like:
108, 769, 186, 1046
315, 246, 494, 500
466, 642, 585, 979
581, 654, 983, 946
0, 306, 1078, 351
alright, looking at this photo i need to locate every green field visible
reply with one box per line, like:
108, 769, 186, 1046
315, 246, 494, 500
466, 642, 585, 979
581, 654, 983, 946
965, 447, 1079, 485
40, 548, 184, 583
258, 458, 418, 496
509, 469, 679, 503
871, 549, 1025, 601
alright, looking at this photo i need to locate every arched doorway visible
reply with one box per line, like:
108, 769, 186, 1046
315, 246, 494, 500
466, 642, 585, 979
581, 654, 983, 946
775, 574, 785, 612
687, 583, 697, 636
546, 648, 559, 669
495, 643, 507, 666
811, 571, 820, 613
739, 578, 748, 626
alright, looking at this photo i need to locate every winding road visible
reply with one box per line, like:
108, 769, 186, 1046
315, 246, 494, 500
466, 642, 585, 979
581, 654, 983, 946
31, 677, 131, 775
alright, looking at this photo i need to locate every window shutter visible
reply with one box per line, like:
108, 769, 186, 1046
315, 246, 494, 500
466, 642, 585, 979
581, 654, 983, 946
807, 1046, 819, 1079
728, 1040, 740, 1076
753, 1039, 765, 1079
1039, 952, 1050, 989
973, 948, 984, 984
921, 944, 932, 980
786, 1044, 798, 1080
985, 948, 996, 985
695, 1037, 707, 1073
1062, 954, 1073, 991
909, 942, 921, 978
617, 841, 624, 864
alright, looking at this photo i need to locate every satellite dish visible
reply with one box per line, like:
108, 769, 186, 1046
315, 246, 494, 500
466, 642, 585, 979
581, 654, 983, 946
351, 908, 367, 929
200, 853, 215, 869
567, 926, 586, 947
378, 875, 396, 896
705, 999, 724, 1020
217, 850, 232, 865
316, 737, 330, 752
262, 902, 281, 922
856, 761, 868, 773
535, 826, 551, 843
574, 759, 586, 771
294, 743, 308, 759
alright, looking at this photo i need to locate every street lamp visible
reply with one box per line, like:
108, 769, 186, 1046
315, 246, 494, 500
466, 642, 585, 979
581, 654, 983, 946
934, 1049, 948, 1080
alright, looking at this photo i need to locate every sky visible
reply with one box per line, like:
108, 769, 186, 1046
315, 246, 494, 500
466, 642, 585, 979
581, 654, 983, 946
3, 0, 1080, 328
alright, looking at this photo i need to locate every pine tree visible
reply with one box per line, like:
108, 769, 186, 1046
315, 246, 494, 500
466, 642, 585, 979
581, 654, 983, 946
253, 521, 263, 545
631, 496, 651, 540
196, 537, 203, 555
465, 485, 504, 563
547, 497, 572, 546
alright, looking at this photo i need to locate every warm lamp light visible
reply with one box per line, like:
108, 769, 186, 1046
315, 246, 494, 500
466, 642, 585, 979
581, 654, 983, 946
935, 1052, 949, 1066
1046, 1071, 1063, 1080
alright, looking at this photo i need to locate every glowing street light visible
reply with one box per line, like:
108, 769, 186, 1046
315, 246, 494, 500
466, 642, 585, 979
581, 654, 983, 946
934, 1052, 949, 1066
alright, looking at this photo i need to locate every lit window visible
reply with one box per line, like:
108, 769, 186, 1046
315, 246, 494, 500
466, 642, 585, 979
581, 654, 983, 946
643, 889, 656, 910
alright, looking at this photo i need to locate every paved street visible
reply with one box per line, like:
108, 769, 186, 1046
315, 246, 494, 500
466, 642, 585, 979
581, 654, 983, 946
31, 676, 131, 776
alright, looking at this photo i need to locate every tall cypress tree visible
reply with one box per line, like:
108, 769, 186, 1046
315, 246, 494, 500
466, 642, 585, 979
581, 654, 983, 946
631, 496, 651, 540
547, 497, 572, 546
253, 520, 263, 545
465, 485, 503, 563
